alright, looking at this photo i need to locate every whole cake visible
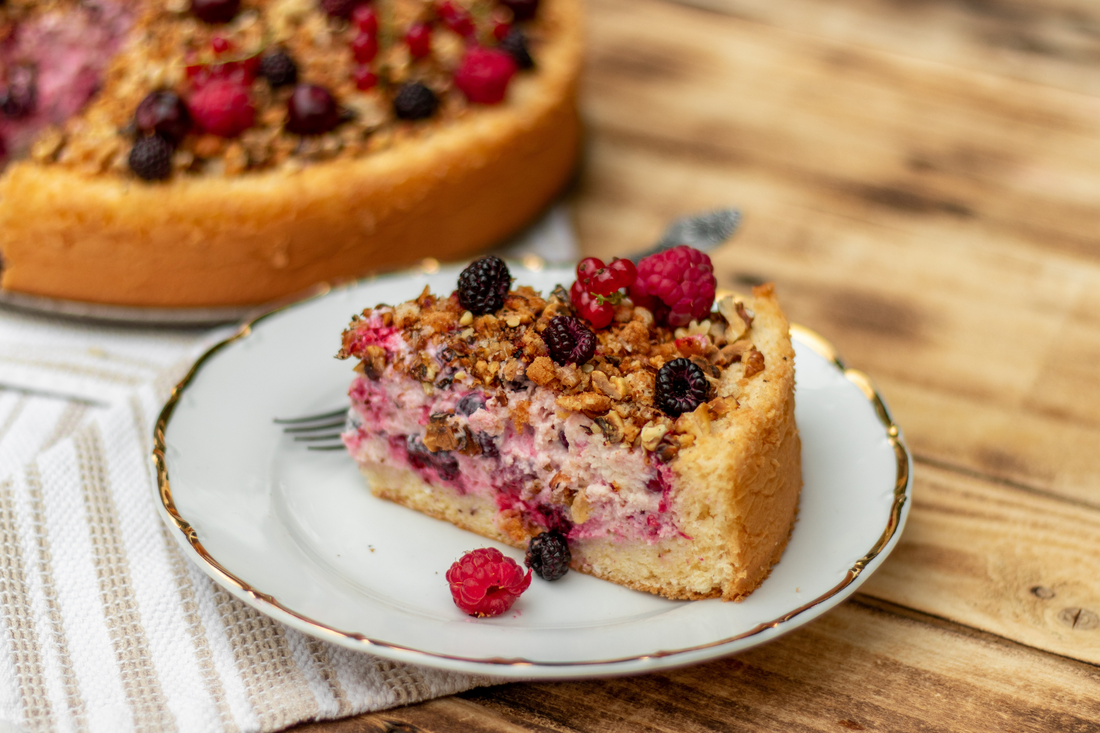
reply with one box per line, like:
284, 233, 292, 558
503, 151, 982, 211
338, 251, 802, 601
0, 0, 581, 307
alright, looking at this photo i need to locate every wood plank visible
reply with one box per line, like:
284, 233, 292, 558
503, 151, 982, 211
862, 461, 1100, 665
287, 698, 539, 733
672, 0, 1100, 98
577, 0, 1100, 267
454, 599, 1100, 732
570, 129, 1100, 505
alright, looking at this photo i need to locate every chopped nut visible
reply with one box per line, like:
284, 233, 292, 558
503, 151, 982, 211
714, 340, 753, 367
595, 412, 625, 443
505, 314, 521, 328
459, 310, 474, 326
571, 492, 592, 524
526, 356, 557, 386
590, 370, 623, 400
556, 392, 612, 416
361, 345, 386, 379
640, 422, 669, 452
743, 348, 766, 378
708, 396, 738, 417
424, 414, 461, 452
676, 402, 713, 438
718, 296, 750, 342
512, 400, 531, 433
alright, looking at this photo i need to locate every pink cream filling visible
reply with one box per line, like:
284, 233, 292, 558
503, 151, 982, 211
0, 0, 136, 163
342, 314, 680, 544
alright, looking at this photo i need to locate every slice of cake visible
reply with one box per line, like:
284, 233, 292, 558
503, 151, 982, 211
337, 251, 802, 601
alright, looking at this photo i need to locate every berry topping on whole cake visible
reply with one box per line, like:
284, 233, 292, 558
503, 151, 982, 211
338, 248, 804, 602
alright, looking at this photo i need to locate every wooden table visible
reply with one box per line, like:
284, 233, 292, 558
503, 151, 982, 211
299, 0, 1100, 728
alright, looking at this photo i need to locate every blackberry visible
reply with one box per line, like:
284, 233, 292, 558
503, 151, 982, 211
457, 256, 511, 315
456, 392, 485, 416
654, 358, 709, 417
393, 82, 438, 121
543, 316, 595, 366
0, 64, 36, 119
258, 50, 299, 88
134, 90, 191, 145
405, 435, 459, 480
473, 431, 499, 459
128, 136, 173, 181
498, 28, 534, 70
525, 530, 570, 581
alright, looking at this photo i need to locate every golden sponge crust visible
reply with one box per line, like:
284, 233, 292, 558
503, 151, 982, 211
0, 0, 582, 308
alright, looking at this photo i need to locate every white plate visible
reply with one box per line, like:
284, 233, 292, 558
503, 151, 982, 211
154, 264, 911, 679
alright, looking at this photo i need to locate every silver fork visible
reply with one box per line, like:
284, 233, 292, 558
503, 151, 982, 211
274, 408, 348, 451
276, 208, 741, 445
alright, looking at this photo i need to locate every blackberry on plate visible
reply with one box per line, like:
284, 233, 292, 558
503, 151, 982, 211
128, 136, 173, 181
457, 256, 511, 314
525, 530, 571, 581
544, 316, 595, 366
258, 50, 298, 88
392, 82, 438, 120
655, 358, 710, 417
499, 28, 534, 69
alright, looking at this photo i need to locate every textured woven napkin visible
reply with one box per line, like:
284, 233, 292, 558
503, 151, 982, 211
0, 206, 576, 733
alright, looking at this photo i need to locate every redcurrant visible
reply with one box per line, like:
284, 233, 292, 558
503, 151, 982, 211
608, 258, 637, 289
576, 257, 603, 281
589, 267, 621, 297
570, 280, 614, 329
407, 22, 432, 59
352, 65, 378, 90
352, 5, 379, 34
352, 32, 378, 63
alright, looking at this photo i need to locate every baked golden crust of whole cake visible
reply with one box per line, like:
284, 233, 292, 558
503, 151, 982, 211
0, 0, 582, 307
338, 271, 801, 602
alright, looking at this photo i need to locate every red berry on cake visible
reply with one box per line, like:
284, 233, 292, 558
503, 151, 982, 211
134, 91, 192, 145
457, 256, 512, 315
446, 548, 531, 617
569, 280, 614, 329
406, 22, 433, 59
437, 1, 476, 37
631, 245, 717, 327
654, 358, 710, 417
210, 36, 231, 55
190, 0, 240, 24
352, 66, 378, 91
576, 256, 603, 281
352, 5, 379, 34
286, 84, 341, 136
188, 79, 255, 138
351, 32, 379, 63
455, 46, 517, 105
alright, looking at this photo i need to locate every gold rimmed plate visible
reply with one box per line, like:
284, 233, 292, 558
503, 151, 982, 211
153, 264, 911, 679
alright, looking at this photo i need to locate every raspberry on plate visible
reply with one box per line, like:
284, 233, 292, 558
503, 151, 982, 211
446, 548, 532, 617
630, 245, 717, 327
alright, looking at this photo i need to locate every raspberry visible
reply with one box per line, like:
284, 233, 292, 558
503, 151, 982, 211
446, 548, 531, 617
500, 0, 539, 21
498, 27, 534, 69
134, 90, 192, 145
544, 316, 596, 366
631, 245, 717, 327
286, 84, 340, 135
393, 82, 438, 120
190, 0, 240, 24
655, 358, 710, 417
188, 79, 254, 137
570, 280, 613, 329
457, 255, 511, 315
258, 50, 298, 88
525, 530, 571, 581
455, 46, 517, 105
128, 136, 174, 181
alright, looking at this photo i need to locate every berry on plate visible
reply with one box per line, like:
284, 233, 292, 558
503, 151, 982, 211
446, 548, 532, 617
525, 530, 571, 581
630, 245, 717, 327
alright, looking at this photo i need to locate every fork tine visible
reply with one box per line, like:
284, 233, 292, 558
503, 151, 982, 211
294, 433, 344, 442
282, 419, 346, 433
308, 444, 347, 452
273, 407, 347, 425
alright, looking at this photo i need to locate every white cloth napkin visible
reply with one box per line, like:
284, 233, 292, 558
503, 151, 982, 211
0, 207, 577, 733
